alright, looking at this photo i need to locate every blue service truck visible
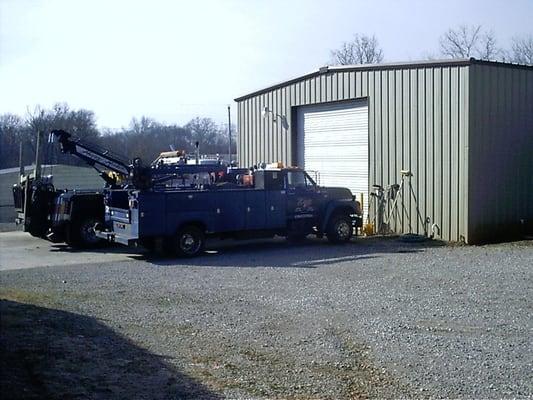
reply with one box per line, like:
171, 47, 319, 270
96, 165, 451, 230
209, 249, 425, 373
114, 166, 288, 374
96, 166, 363, 256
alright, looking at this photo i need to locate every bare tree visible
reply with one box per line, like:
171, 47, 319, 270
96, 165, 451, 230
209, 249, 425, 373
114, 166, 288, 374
129, 116, 158, 135
510, 35, 533, 65
185, 117, 225, 152
0, 114, 25, 168
439, 25, 500, 60
21, 104, 101, 166
478, 31, 499, 60
330, 34, 384, 65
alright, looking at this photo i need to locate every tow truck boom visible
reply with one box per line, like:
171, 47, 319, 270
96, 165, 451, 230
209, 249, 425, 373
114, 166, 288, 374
50, 130, 131, 186
50, 130, 226, 190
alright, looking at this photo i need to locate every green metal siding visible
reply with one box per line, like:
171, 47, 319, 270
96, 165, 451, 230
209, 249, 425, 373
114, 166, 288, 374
237, 64, 471, 241
468, 64, 533, 243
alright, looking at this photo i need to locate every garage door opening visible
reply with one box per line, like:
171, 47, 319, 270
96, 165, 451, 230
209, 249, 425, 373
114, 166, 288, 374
296, 99, 369, 218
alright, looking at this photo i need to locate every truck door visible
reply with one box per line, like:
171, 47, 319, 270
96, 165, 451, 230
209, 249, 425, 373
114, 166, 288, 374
285, 170, 321, 223
264, 171, 286, 229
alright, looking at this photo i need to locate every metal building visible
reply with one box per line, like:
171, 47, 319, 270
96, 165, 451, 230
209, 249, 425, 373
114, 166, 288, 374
235, 59, 533, 243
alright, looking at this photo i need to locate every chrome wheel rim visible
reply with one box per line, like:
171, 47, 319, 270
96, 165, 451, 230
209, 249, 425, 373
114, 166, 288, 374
180, 233, 199, 254
81, 221, 98, 244
336, 220, 351, 239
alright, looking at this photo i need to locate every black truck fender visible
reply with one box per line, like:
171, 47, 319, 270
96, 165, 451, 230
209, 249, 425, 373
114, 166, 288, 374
320, 200, 358, 233
169, 212, 214, 235
65, 194, 105, 247
176, 220, 208, 235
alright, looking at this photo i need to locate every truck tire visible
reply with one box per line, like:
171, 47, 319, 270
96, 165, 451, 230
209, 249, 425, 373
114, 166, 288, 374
66, 217, 102, 248
176, 225, 205, 257
326, 212, 353, 243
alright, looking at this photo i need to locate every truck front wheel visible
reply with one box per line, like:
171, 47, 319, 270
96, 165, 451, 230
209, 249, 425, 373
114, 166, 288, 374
176, 225, 205, 257
326, 212, 353, 243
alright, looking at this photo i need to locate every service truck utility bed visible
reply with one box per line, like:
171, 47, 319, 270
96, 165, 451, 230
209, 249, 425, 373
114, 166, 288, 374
97, 168, 362, 256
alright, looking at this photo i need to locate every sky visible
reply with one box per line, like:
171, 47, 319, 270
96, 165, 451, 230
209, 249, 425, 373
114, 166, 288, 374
1, 0, 532, 130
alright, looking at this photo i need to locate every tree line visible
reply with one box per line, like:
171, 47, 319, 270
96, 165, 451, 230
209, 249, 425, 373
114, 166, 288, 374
0, 103, 236, 170
330, 25, 533, 65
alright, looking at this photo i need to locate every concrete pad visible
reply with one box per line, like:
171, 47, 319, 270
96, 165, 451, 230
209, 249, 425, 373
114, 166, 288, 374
0, 231, 136, 271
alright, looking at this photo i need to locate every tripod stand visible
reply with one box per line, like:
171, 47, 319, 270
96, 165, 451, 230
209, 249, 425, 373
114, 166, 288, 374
369, 184, 385, 234
384, 170, 427, 236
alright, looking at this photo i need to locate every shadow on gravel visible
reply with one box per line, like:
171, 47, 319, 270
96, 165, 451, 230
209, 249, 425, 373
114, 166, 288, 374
0, 299, 220, 400
137, 236, 441, 268
43, 234, 445, 269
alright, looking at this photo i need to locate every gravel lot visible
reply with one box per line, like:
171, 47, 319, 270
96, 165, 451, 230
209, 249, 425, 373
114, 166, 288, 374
1, 235, 532, 399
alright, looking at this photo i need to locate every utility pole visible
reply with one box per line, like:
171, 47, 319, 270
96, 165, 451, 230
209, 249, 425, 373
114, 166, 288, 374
19, 142, 24, 177
227, 105, 232, 164
35, 130, 42, 179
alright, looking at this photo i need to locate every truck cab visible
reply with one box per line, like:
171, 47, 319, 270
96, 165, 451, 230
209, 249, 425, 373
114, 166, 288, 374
97, 166, 362, 257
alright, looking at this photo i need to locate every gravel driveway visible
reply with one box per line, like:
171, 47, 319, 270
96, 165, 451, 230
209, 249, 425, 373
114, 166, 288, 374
1, 236, 532, 399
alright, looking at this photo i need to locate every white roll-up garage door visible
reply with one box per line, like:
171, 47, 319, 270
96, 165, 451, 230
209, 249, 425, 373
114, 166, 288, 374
297, 100, 369, 218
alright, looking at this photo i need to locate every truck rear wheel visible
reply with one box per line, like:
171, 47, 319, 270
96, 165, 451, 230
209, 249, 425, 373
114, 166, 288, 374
326, 212, 353, 243
176, 225, 205, 257
66, 217, 102, 248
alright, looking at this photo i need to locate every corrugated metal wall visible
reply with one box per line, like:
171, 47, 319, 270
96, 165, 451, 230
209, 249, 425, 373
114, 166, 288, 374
468, 64, 533, 243
237, 62, 471, 242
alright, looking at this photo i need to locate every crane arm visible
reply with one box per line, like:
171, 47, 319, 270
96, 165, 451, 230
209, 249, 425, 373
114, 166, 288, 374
50, 130, 131, 176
